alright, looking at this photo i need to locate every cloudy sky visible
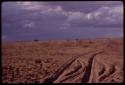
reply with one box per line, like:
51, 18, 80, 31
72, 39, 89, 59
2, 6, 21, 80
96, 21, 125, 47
2, 1, 123, 41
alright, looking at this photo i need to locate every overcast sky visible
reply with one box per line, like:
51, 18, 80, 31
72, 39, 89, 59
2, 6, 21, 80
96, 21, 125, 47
2, 1, 123, 41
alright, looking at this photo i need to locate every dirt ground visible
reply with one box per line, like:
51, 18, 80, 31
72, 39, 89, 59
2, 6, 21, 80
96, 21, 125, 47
2, 38, 123, 83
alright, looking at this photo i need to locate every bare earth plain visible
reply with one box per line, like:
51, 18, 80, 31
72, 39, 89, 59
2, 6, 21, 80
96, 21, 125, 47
2, 38, 123, 83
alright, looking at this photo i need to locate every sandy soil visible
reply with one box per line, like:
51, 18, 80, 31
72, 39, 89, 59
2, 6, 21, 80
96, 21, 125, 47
2, 38, 123, 83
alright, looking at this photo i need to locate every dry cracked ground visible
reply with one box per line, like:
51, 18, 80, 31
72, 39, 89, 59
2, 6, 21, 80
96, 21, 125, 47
2, 38, 123, 83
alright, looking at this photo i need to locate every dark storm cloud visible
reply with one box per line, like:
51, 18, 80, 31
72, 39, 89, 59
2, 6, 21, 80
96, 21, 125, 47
2, 1, 123, 41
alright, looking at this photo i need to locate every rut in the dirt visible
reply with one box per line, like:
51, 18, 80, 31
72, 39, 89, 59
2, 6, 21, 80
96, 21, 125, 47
43, 51, 104, 83
43, 56, 80, 83
81, 51, 103, 83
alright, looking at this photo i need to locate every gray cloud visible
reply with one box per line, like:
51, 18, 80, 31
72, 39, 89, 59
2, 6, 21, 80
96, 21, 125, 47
2, 1, 123, 41
62, 4, 123, 29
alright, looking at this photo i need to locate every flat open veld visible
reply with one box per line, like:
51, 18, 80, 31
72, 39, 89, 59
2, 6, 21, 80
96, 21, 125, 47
2, 38, 123, 83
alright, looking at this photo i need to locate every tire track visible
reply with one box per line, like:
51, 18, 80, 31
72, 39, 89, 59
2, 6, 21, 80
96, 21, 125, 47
90, 58, 105, 83
98, 64, 115, 81
64, 60, 82, 76
53, 60, 84, 83
81, 51, 104, 83
90, 58, 96, 83
42, 51, 104, 83
42, 56, 80, 83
